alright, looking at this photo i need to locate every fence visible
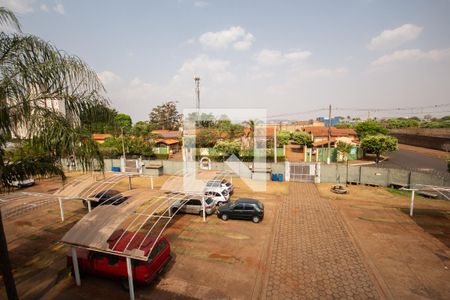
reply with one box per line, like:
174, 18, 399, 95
101, 158, 449, 187
319, 164, 450, 187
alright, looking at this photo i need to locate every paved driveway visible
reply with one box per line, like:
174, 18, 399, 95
380, 148, 447, 173
259, 183, 380, 299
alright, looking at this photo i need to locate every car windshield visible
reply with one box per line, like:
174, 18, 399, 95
205, 198, 214, 205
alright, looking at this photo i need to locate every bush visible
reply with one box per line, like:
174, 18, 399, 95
154, 153, 169, 160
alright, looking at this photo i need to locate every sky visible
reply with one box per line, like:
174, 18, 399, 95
2, 0, 450, 122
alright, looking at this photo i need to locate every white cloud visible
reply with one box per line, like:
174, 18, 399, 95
40, 4, 49, 12
368, 24, 423, 50
53, 2, 65, 15
176, 54, 233, 82
194, 0, 208, 7
256, 49, 312, 66
0, 0, 35, 14
98, 71, 120, 86
199, 26, 254, 51
371, 48, 450, 67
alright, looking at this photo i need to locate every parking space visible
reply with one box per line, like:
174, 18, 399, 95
36, 177, 286, 299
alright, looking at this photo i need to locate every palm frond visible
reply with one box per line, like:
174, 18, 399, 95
0, 7, 21, 32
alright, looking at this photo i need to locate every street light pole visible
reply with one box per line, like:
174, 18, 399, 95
327, 104, 332, 164
121, 127, 126, 160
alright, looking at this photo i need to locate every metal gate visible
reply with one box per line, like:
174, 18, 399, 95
285, 162, 320, 182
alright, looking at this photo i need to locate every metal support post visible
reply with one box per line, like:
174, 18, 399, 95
150, 176, 154, 190
128, 176, 132, 190
58, 198, 64, 222
71, 247, 81, 286
202, 196, 206, 223
126, 257, 135, 300
87, 200, 92, 213
410, 190, 415, 217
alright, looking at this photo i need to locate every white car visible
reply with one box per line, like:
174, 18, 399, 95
205, 179, 234, 194
204, 188, 230, 206
9, 178, 35, 188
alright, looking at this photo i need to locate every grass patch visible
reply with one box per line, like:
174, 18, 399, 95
385, 187, 412, 197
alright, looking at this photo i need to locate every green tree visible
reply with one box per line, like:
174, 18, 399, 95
79, 105, 117, 134
100, 137, 153, 157
276, 131, 291, 146
355, 120, 388, 139
114, 113, 132, 132
291, 132, 312, 146
360, 135, 398, 163
336, 141, 353, 162
0, 8, 108, 299
213, 140, 241, 160
196, 129, 219, 148
149, 101, 182, 130
131, 121, 154, 138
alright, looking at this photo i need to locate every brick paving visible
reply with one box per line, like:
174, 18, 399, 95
261, 183, 380, 299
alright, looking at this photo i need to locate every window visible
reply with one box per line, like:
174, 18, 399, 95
191, 199, 201, 206
205, 198, 214, 205
244, 204, 254, 211
148, 240, 167, 261
234, 204, 244, 210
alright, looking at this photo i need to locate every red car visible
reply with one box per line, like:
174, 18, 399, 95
67, 230, 171, 289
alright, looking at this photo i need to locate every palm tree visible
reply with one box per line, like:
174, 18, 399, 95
0, 7, 109, 299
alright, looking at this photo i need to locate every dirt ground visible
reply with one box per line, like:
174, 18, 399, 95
318, 183, 450, 299
1, 174, 287, 300
2, 173, 450, 299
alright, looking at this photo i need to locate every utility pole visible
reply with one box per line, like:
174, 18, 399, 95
274, 126, 277, 163
0, 215, 19, 300
327, 104, 332, 164
194, 77, 200, 113
121, 127, 126, 160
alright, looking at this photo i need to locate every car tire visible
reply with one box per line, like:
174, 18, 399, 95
221, 214, 229, 221
252, 216, 260, 223
199, 210, 205, 216
82, 200, 88, 208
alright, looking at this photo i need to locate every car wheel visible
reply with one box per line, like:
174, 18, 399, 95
221, 214, 229, 221
199, 210, 205, 216
82, 200, 88, 208
252, 216, 260, 223
218, 202, 225, 207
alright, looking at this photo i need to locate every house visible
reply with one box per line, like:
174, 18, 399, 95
154, 138, 180, 153
151, 130, 182, 139
91, 133, 113, 144
303, 126, 358, 147
150, 130, 182, 155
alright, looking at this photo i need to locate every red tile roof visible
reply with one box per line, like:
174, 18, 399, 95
303, 126, 356, 137
91, 133, 113, 140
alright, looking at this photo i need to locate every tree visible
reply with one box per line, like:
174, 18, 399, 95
360, 135, 398, 163
243, 119, 262, 149
131, 121, 154, 138
79, 105, 117, 134
196, 129, 219, 148
336, 141, 353, 162
186, 112, 216, 128
291, 132, 311, 146
355, 120, 388, 139
114, 113, 132, 132
213, 140, 241, 160
149, 101, 182, 130
276, 131, 291, 146
0, 8, 108, 299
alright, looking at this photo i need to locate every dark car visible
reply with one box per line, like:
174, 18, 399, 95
216, 198, 264, 223
83, 190, 128, 208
